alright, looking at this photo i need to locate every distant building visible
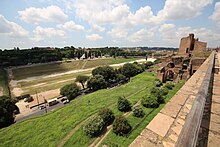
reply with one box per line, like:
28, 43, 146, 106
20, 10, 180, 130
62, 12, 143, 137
178, 33, 207, 56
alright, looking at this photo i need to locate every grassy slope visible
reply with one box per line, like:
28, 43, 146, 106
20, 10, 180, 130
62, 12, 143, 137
13, 58, 138, 80
0, 72, 156, 147
0, 69, 9, 96
100, 80, 185, 147
64, 81, 185, 147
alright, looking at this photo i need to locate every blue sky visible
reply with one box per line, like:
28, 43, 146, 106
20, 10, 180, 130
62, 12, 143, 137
0, 0, 220, 49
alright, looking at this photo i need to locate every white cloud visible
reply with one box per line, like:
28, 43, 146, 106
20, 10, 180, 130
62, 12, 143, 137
74, 0, 129, 25
158, 24, 220, 46
157, 0, 213, 21
159, 24, 177, 44
0, 15, 28, 37
128, 29, 154, 43
86, 34, 103, 41
108, 27, 128, 38
58, 21, 85, 31
33, 26, 65, 41
209, 2, 220, 27
91, 24, 105, 32
18, 5, 68, 24
128, 6, 161, 26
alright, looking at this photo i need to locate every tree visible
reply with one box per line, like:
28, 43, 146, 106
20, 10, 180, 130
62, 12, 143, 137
141, 95, 159, 108
87, 75, 107, 91
113, 115, 132, 136
98, 108, 115, 126
144, 61, 154, 69
120, 63, 144, 79
117, 96, 131, 112
60, 83, 80, 100
0, 96, 19, 129
75, 75, 89, 89
92, 66, 116, 82
83, 115, 105, 137
132, 105, 144, 118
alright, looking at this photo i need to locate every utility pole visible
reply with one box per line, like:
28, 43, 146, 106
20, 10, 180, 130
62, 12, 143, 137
44, 97, 47, 114
36, 91, 39, 108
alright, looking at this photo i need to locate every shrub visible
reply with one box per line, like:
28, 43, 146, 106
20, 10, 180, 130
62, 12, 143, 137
150, 87, 165, 104
112, 116, 132, 136
160, 87, 169, 96
155, 81, 162, 87
60, 83, 80, 100
144, 61, 154, 69
117, 97, 131, 112
132, 106, 144, 118
141, 95, 159, 108
83, 115, 105, 137
164, 82, 175, 90
98, 108, 115, 126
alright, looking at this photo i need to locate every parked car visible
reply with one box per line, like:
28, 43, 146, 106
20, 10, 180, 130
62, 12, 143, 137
39, 105, 46, 110
24, 96, 33, 102
60, 98, 69, 104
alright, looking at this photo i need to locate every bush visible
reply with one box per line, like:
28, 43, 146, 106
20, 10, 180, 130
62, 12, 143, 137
83, 115, 105, 137
141, 95, 159, 108
98, 108, 115, 126
144, 61, 154, 69
117, 97, 131, 112
87, 75, 107, 91
155, 81, 162, 87
164, 82, 175, 90
113, 116, 132, 136
150, 87, 165, 104
132, 106, 144, 118
60, 83, 80, 100
160, 87, 169, 96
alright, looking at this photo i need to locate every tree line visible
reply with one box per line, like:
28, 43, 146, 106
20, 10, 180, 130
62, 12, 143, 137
0, 47, 150, 67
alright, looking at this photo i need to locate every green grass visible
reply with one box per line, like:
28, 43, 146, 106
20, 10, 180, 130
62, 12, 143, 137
100, 80, 185, 147
13, 58, 139, 80
63, 81, 185, 147
0, 72, 156, 147
0, 69, 9, 96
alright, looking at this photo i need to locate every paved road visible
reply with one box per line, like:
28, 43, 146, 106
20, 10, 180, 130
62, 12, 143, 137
15, 102, 68, 123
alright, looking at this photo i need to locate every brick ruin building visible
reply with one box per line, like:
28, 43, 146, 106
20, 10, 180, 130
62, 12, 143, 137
157, 33, 208, 82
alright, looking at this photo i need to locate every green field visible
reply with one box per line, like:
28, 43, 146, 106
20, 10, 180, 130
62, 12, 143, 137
12, 58, 143, 96
0, 69, 9, 96
12, 58, 138, 80
0, 72, 184, 147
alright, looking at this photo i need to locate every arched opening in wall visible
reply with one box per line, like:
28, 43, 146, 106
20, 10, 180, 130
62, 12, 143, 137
182, 64, 188, 70
186, 48, 189, 53
166, 70, 174, 81
167, 62, 175, 68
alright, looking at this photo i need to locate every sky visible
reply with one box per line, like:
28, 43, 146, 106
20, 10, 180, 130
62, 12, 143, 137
0, 0, 220, 49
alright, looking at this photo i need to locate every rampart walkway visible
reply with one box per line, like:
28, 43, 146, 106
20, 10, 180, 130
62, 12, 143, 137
130, 51, 219, 147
